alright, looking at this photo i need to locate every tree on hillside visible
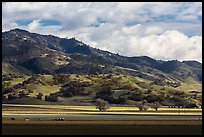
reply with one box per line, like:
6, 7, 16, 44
45, 93, 58, 102
95, 98, 110, 111
18, 90, 26, 98
8, 94, 16, 100
98, 85, 113, 96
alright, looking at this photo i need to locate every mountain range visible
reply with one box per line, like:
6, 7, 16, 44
2, 28, 202, 83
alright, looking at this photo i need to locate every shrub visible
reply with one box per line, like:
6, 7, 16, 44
8, 94, 17, 100
36, 93, 43, 100
45, 93, 58, 102
18, 90, 26, 98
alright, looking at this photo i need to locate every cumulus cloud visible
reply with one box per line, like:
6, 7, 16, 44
2, 2, 202, 62
75, 24, 202, 62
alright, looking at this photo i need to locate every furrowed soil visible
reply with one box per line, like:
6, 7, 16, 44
2, 121, 202, 135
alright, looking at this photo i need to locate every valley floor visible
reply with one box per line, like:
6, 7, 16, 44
2, 104, 202, 135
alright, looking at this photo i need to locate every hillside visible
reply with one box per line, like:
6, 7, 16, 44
2, 29, 202, 107
2, 73, 202, 107
2, 29, 202, 82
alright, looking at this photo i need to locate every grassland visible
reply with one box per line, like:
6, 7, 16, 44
26, 84, 60, 96
5, 76, 30, 86
2, 104, 202, 115
178, 77, 202, 92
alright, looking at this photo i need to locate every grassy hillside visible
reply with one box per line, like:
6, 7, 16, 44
178, 77, 202, 92
2, 73, 202, 107
2, 62, 32, 75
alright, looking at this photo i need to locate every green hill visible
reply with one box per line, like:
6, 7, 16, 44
2, 74, 202, 108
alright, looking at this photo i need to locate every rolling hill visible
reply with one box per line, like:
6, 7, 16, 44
2, 29, 202, 106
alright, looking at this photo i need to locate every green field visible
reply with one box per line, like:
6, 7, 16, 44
2, 104, 202, 116
3, 104, 202, 111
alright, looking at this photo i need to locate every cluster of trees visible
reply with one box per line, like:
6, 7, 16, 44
94, 84, 199, 108
45, 93, 58, 102
95, 85, 198, 108
2, 85, 29, 101
53, 74, 71, 85
2, 74, 28, 99
6, 90, 29, 101
128, 90, 144, 101
2, 75, 13, 81
24, 74, 42, 84
95, 98, 161, 112
2, 74, 25, 81
95, 86, 126, 104
59, 81, 87, 97
135, 100, 161, 111
2, 82, 12, 94
127, 90, 165, 104
2, 74, 47, 101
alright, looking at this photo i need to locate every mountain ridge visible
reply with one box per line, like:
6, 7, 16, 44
2, 28, 202, 82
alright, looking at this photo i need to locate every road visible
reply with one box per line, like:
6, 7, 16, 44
3, 113, 202, 135
2, 113, 202, 121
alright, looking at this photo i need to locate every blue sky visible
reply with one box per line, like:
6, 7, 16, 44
2, 2, 202, 62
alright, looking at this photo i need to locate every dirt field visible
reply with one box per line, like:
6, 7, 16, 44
2, 120, 202, 125
2, 122, 202, 135
2, 120, 202, 135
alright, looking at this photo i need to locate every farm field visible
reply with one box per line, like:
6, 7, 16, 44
2, 104, 202, 115
2, 104, 202, 135
2, 121, 202, 135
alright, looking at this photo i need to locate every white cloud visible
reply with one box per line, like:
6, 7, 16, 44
73, 25, 202, 63
144, 26, 163, 35
27, 20, 41, 31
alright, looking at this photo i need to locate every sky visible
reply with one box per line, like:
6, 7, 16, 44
2, 2, 202, 63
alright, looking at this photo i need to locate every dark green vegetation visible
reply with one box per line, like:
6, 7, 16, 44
2, 124, 202, 135
2, 73, 202, 108
2, 29, 202, 107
